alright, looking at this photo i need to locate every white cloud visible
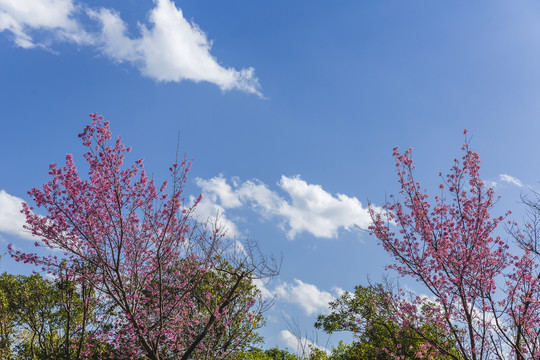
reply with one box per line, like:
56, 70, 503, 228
196, 176, 243, 208
487, 174, 524, 189
88, 0, 261, 94
279, 329, 301, 351
332, 285, 345, 297
0, 0, 260, 94
252, 278, 273, 300
252, 276, 338, 316
0, 190, 33, 240
190, 194, 240, 237
0, 0, 91, 48
279, 330, 330, 356
276, 176, 371, 238
274, 279, 336, 316
196, 174, 372, 239
499, 174, 523, 188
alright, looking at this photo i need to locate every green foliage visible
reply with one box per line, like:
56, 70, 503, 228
326, 340, 362, 360
315, 284, 459, 360
233, 345, 331, 360
0, 259, 266, 359
179, 256, 268, 359
0, 272, 66, 359
0, 272, 114, 360
306, 345, 329, 360
0, 272, 20, 359
234, 346, 300, 360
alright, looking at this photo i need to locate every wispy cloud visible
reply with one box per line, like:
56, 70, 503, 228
0, 0, 260, 94
487, 174, 524, 189
0, 190, 33, 240
196, 175, 372, 239
499, 174, 523, 188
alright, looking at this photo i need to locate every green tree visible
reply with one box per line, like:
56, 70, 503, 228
0, 271, 114, 359
0, 273, 21, 359
234, 346, 300, 360
327, 341, 362, 360
315, 284, 460, 360
0, 272, 72, 359
0, 257, 271, 360
179, 255, 270, 359
306, 346, 329, 360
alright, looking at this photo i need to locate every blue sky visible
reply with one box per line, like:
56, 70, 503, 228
1, 0, 540, 354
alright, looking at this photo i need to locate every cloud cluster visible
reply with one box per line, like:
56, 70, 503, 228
0, 190, 33, 240
195, 175, 371, 239
0, 0, 91, 48
190, 193, 241, 237
252, 276, 341, 316
252, 278, 274, 300
0, 0, 260, 94
274, 279, 339, 316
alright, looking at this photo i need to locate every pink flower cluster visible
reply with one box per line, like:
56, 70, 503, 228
369, 140, 540, 359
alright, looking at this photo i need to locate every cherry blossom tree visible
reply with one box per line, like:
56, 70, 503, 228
369, 133, 540, 360
10, 114, 277, 360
